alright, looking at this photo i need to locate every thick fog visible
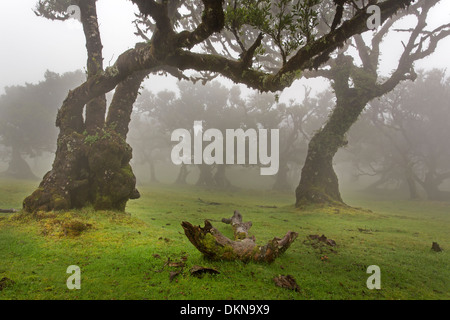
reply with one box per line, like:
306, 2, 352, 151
1, 0, 450, 199
1, 0, 449, 94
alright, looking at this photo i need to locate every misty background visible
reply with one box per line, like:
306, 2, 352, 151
1, 0, 450, 199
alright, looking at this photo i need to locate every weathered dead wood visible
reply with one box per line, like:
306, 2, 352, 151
190, 265, 220, 277
221, 210, 253, 240
181, 213, 298, 263
0, 209, 18, 213
273, 275, 301, 292
431, 242, 443, 252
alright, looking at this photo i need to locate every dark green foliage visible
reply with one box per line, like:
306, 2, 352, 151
34, 0, 74, 21
224, 0, 321, 65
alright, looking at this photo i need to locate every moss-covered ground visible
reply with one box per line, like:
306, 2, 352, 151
0, 178, 448, 300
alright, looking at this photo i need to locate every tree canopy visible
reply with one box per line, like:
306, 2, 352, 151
349, 69, 450, 201
22, 0, 425, 212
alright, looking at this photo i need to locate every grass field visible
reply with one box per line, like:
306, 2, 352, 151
0, 178, 448, 300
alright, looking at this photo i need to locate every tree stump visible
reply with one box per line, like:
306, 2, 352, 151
181, 211, 298, 263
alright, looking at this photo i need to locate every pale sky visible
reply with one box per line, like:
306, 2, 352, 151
0, 0, 449, 102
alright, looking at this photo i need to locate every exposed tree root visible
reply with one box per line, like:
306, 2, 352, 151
182, 211, 298, 263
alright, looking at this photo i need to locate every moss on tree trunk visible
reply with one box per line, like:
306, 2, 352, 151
295, 55, 374, 206
182, 211, 298, 263
23, 129, 139, 212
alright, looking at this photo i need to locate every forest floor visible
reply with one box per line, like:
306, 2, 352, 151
0, 178, 448, 300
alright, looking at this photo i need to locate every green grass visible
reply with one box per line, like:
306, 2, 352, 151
0, 178, 448, 300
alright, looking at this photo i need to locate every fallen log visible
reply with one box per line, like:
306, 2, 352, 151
0, 209, 18, 213
182, 212, 298, 263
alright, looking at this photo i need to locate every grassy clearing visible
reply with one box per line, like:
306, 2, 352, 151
0, 178, 448, 300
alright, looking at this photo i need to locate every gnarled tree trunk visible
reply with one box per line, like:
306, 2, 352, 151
214, 165, 232, 189
175, 164, 190, 185
2, 147, 37, 180
295, 0, 443, 206
23, 1, 148, 213
196, 164, 216, 187
23, 71, 147, 213
416, 169, 450, 201
22, 0, 422, 212
273, 161, 292, 191
296, 55, 373, 206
